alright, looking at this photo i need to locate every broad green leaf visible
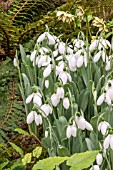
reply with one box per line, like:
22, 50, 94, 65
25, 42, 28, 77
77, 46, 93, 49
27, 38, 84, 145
0, 161, 8, 169
15, 128, 30, 136
33, 147, 42, 158
9, 142, 24, 158
79, 89, 89, 112
22, 153, 32, 165
58, 146, 71, 157
32, 157, 68, 170
67, 150, 98, 170
10, 163, 24, 170
20, 44, 26, 63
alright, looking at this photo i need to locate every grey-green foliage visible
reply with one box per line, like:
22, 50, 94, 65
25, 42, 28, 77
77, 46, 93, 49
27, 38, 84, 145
0, 58, 25, 143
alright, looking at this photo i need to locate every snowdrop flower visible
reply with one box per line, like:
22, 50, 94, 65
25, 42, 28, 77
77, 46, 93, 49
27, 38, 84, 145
89, 40, 98, 51
43, 64, 52, 78
66, 122, 77, 138
41, 104, 52, 117
99, 39, 111, 50
51, 93, 60, 107
76, 56, 84, 67
63, 97, 70, 109
26, 93, 34, 104
93, 51, 102, 62
67, 47, 73, 54
105, 60, 110, 71
45, 80, 49, 88
27, 111, 42, 126
53, 50, 58, 57
67, 55, 77, 71
90, 165, 100, 170
36, 55, 51, 67
13, 58, 18, 67
30, 50, 37, 62
97, 93, 111, 106
37, 32, 55, 45
45, 130, 49, 138
56, 87, 64, 99
33, 92, 42, 106
73, 39, 84, 49
96, 153, 103, 166
75, 115, 93, 131
58, 42, 65, 54
103, 134, 113, 150
59, 71, 72, 85
98, 121, 110, 135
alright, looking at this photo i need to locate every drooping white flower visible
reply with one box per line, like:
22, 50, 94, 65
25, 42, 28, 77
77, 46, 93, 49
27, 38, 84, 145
13, 58, 18, 67
33, 93, 42, 106
99, 39, 111, 50
56, 61, 65, 76
73, 39, 84, 49
43, 64, 52, 78
76, 56, 84, 67
75, 115, 93, 131
30, 50, 37, 62
51, 93, 60, 107
56, 87, 64, 99
41, 104, 52, 117
98, 121, 110, 135
106, 89, 113, 101
27, 111, 35, 124
37, 55, 51, 67
58, 42, 65, 54
35, 114, 42, 126
93, 51, 102, 62
26, 93, 34, 104
97, 93, 111, 106
63, 97, 70, 109
96, 153, 103, 166
90, 165, 100, 170
66, 122, 77, 138
59, 71, 72, 85
27, 111, 42, 126
53, 50, 58, 57
68, 55, 77, 71
89, 40, 98, 51
103, 134, 113, 150
105, 60, 110, 71
37, 32, 55, 45
37, 32, 46, 42
45, 80, 49, 88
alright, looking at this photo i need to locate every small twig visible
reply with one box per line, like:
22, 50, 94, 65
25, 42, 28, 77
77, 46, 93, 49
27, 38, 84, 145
31, 132, 46, 149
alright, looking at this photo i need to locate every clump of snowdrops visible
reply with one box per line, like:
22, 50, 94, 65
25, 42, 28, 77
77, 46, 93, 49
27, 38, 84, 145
14, 29, 113, 169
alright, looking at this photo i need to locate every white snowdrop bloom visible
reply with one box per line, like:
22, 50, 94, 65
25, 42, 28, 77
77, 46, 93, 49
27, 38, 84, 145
45, 130, 49, 138
99, 39, 111, 50
59, 71, 72, 85
33, 93, 42, 106
85, 121, 93, 131
97, 93, 111, 106
77, 56, 84, 67
66, 122, 77, 138
83, 52, 88, 67
76, 116, 86, 130
98, 121, 110, 135
51, 93, 60, 107
67, 47, 73, 54
96, 153, 103, 166
43, 64, 52, 78
63, 97, 70, 109
103, 134, 113, 150
74, 49, 83, 58
56, 61, 65, 76
105, 61, 110, 71
97, 93, 105, 105
56, 87, 64, 99
67, 55, 77, 71
58, 42, 65, 54
13, 58, 18, 67
53, 50, 58, 57
30, 50, 37, 62
105, 79, 113, 91
76, 116, 93, 131
56, 56, 63, 61
27, 111, 35, 124
37, 55, 51, 67
89, 40, 98, 51
90, 165, 100, 170
35, 114, 42, 126
41, 104, 52, 117
73, 39, 84, 49
93, 51, 102, 62
26, 93, 34, 104
37, 32, 55, 45
45, 80, 49, 88
37, 32, 46, 43
106, 89, 113, 101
